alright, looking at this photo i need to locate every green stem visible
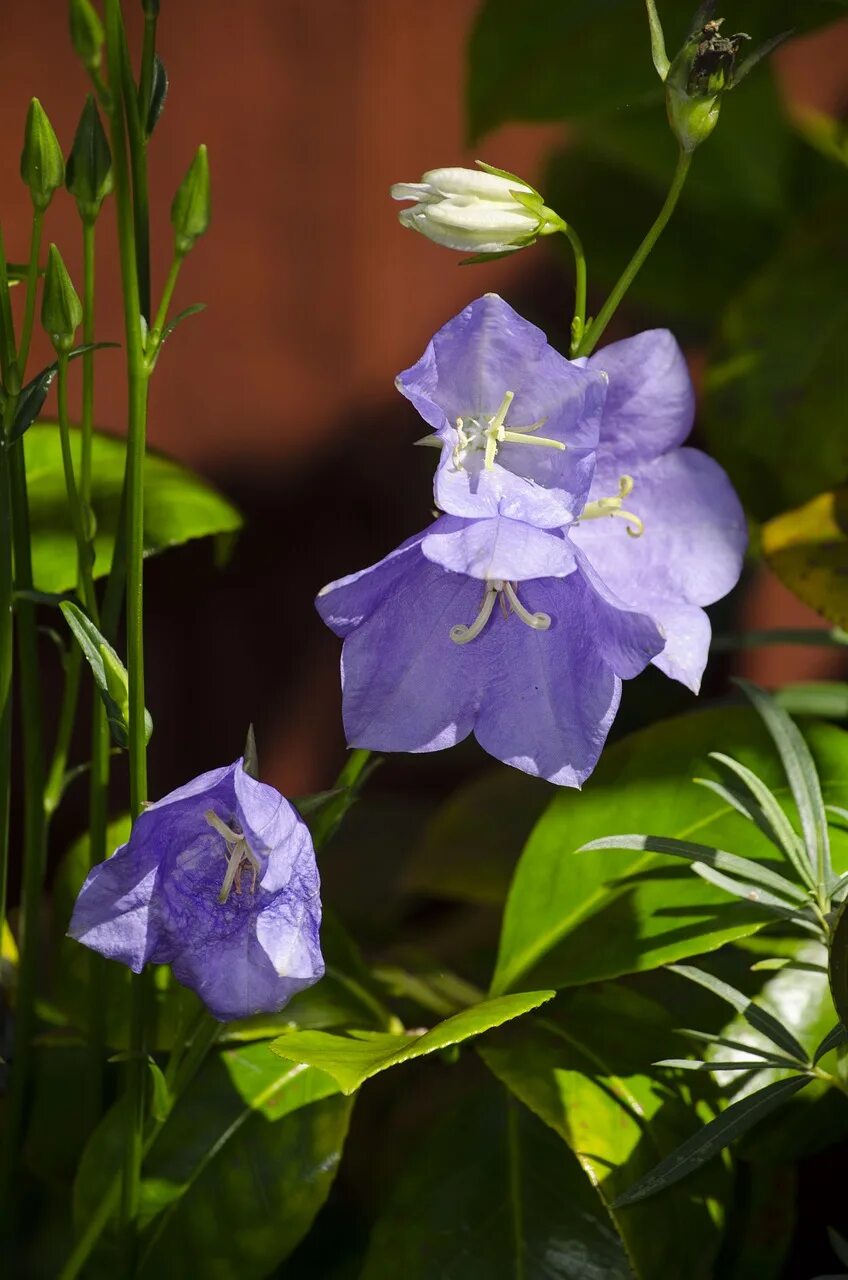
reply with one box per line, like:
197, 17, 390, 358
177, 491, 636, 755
81, 220, 96, 503
138, 8, 158, 135
56, 354, 99, 618
122, 20, 152, 321
0, 230, 16, 966
559, 223, 587, 357
148, 252, 184, 351
18, 209, 43, 371
43, 650, 83, 818
576, 149, 692, 357
105, 0, 152, 1241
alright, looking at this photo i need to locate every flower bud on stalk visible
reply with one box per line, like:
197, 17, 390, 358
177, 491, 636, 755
69, 0, 105, 72
391, 163, 562, 256
66, 95, 113, 223
171, 144, 211, 255
42, 244, 82, 353
20, 98, 65, 211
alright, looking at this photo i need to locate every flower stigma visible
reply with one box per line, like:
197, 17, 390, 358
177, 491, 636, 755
205, 810, 262, 904
450, 389, 566, 472
578, 474, 644, 537
450, 578, 551, 645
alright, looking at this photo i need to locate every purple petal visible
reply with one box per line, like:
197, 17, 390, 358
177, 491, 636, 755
432, 440, 597, 527
473, 576, 621, 787
587, 329, 694, 465
573, 551, 665, 678
67, 843, 161, 972
336, 546, 485, 752
571, 448, 747, 608
421, 514, 576, 581
315, 531, 426, 637
642, 598, 712, 693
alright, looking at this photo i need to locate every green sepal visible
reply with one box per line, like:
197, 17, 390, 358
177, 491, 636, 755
59, 600, 154, 749
66, 95, 113, 221
69, 0, 104, 71
242, 724, 260, 780
171, 143, 210, 254
20, 98, 65, 211
474, 158, 541, 198
41, 245, 83, 352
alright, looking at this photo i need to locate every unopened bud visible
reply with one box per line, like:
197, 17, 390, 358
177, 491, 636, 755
66, 96, 113, 222
171, 144, 210, 255
69, 0, 105, 71
390, 162, 561, 256
42, 245, 82, 352
21, 99, 65, 212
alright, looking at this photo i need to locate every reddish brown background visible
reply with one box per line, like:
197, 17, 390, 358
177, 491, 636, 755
1, 1, 846, 799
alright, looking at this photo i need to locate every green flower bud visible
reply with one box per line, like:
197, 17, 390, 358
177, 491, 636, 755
21, 99, 66, 211
69, 0, 104, 71
42, 244, 83, 353
142, 0, 160, 14
66, 96, 113, 222
170, 144, 210, 255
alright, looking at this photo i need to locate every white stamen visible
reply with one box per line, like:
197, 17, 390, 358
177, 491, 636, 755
450, 579, 550, 645
578, 473, 644, 537
204, 810, 261, 904
450, 388, 566, 472
450, 583, 499, 645
503, 581, 551, 631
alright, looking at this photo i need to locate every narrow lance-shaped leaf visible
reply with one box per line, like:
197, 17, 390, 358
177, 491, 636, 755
676, 1027, 806, 1067
737, 679, 833, 889
612, 1076, 812, 1207
813, 1023, 848, 1066
670, 965, 810, 1064
10, 341, 119, 443
60, 601, 153, 747
689, 862, 820, 933
828, 900, 848, 1029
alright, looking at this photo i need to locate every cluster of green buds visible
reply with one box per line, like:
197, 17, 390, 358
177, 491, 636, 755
646, 0, 789, 152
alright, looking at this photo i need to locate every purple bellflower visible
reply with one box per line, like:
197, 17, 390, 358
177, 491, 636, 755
397, 293, 608, 529
68, 760, 324, 1021
317, 513, 665, 787
572, 328, 748, 692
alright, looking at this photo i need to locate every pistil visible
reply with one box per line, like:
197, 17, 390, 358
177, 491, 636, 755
450, 579, 551, 645
447, 388, 566, 471
578, 474, 644, 537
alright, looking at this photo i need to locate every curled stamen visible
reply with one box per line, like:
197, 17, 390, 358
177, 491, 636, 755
578, 473, 644, 538
503, 581, 551, 631
450, 583, 499, 645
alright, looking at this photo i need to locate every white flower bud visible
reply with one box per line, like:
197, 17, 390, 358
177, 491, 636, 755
390, 164, 558, 255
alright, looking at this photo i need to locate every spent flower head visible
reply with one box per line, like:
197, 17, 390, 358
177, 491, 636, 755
68, 759, 324, 1021
391, 162, 562, 257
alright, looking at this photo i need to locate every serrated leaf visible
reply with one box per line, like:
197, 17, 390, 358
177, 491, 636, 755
26, 422, 241, 594
670, 965, 810, 1063
613, 1076, 811, 1207
269, 991, 554, 1094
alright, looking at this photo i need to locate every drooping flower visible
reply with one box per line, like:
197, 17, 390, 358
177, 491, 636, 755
396, 293, 608, 529
571, 328, 748, 693
68, 760, 323, 1021
390, 164, 560, 255
316, 513, 664, 787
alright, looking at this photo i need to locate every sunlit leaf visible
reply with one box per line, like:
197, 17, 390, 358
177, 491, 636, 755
762, 488, 848, 630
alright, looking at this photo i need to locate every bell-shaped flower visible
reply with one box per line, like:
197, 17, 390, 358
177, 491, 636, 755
68, 759, 324, 1021
397, 293, 607, 529
316, 513, 664, 788
571, 328, 747, 692
390, 164, 560, 255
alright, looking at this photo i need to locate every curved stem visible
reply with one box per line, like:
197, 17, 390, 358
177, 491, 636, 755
148, 251, 183, 353
559, 223, 587, 357
576, 149, 692, 357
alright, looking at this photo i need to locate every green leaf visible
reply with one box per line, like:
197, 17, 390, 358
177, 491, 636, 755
669, 965, 810, 1063
306, 749, 377, 852
147, 1058, 173, 1123
814, 1023, 848, 1066
361, 1090, 634, 1280
145, 53, 169, 137
762, 488, 848, 631
25, 422, 241, 594
612, 1075, 811, 1207
478, 984, 726, 1278
829, 900, 848, 1028
10, 343, 119, 443
704, 751, 811, 883
737, 680, 833, 890
703, 199, 848, 519
269, 991, 555, 1094
60, 601, 153, 747
405, 767, 549, 905
492, 707, 848, 996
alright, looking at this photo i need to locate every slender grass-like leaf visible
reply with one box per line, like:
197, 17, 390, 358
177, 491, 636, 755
612, 1075, 811, 1206
704, 751, 813, 888
813, 1023, 848, 1066
654, 1058, 805, 1073
826, 805, 848, 826
676, 1028, 806, 1064
736, 679, 832, 890
670, 965, 810, 1063
689, 863, 820, 934
578, 833, 808, 903
828, 901, 848, 1028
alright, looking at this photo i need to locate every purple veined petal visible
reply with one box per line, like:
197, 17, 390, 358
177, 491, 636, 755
315, 530, 428, 638
421, 514, 576, 582
587, 329, 695, 465
68, 841, 162, 972
644, 597, 712, 693
233, 763, 308, 868
473, 576, 622, 788
144, 762, 237, 815
571, 447, 747, 608
337, 547, 486, 753
573, 549, 665, 678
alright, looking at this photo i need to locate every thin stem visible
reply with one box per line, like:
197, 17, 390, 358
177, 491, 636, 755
138, 8, 158, 134
576, 149, 692, 357
559, 223, 587, 357
43, 650, 83, 818
122, 19, 152, 321
148, 252, 184, 351
56, 354, 99, 618
0, 229, 16, 973
18, 209, 43, 372
81, 220, 96, 503
105, 0, 152, 1239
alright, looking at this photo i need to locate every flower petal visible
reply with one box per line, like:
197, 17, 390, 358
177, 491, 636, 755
68, 843, 161, 972
643, 597, 712, 693
587, 329, 695, 465
574, 550, 665, 678
421, 514, 576, 581
572, 447, 747, 608
315, 531, 427, 637
421, 167, 533, 199
473, 576, 621, 787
